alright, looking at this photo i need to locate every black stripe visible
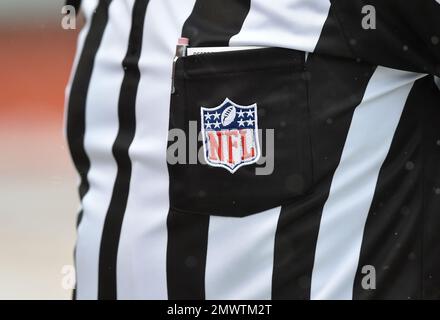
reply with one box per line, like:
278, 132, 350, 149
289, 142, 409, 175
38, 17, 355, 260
311, 5, 354, 59
66, 0, 110, 300
65, 0, 82, 14
332, 0, 440, 77
420, 77, 440, 299
181, 0, 251, 47
167, 210, 210, 299
271, 9, 376, 297
98, 0, 149, 300
353, 76, 440, 299
66, 0, 110, 226
166, 0, 251, 299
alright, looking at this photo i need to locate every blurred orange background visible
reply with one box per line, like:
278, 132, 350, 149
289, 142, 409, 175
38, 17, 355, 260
0, 1, 79, 299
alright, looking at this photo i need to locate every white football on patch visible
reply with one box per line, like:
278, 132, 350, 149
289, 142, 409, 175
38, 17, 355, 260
221, 105, 236, 127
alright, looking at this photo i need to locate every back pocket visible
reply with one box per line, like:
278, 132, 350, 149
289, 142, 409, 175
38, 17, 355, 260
168, 47, 313, 217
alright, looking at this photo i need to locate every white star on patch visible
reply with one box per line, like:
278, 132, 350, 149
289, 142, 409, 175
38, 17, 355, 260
237, 109, 246, 118
238, 119, 246, 127
212, 111, 221, 120
213, 121, 221, 128
246, 119, 254, 126
204, 113, 212, 120
205, 122, 212, 129
246, 110, 254, 118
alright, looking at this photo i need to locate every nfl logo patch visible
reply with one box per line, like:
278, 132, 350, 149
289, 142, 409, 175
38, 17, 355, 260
201, 98, 261, 173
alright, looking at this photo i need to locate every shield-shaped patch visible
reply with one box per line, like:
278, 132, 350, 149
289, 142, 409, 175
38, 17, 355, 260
200, 98, 261, 173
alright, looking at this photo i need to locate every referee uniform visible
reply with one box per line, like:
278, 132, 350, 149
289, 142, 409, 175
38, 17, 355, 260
65, 0, 440, 299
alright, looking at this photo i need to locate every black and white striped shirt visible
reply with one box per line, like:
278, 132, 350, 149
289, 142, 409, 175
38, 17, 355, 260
65, 0, 440, 299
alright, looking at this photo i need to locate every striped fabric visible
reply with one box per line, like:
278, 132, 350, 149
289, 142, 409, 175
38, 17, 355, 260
65, 0, 440, 299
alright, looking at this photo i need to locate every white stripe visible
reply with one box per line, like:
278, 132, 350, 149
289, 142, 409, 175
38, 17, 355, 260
205, 207, 281, 300
115, 0, 197, 299
75, 0, 134, 299
229, 0, 331, 52
310, 67, 425, 300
